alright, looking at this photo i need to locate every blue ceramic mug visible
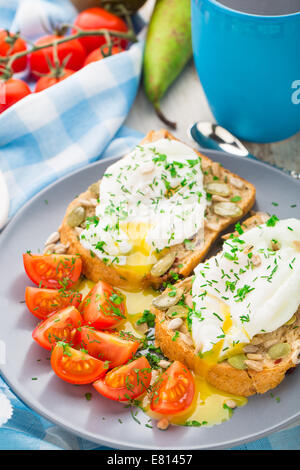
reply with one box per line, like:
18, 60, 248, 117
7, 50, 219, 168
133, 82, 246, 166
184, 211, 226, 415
191, 0, 300, 142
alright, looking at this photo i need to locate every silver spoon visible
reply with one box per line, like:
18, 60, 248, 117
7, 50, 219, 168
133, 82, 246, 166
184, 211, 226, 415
188, 121, 300, 180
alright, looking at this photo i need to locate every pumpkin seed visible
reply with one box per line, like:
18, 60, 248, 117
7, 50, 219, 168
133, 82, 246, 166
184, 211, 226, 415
67, 206, 86, 227
285, 314, 296, 326
206, 182, 231, 197
150, 252, 176, 277
213, 201, 243, 218
88, 182, 100, 197
166, 305, 188, 319
268, 342, 291, 359
152, 287, 183, 310
228, 354, 247, 370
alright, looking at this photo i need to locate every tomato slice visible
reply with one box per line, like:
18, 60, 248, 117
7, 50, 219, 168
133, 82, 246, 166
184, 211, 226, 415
32, 306, 82, 350
25, 287, 82, 319
93, 357, 151, 401
79, 326, 140, 368
23, 253, 82, 289
150, 361, 195, 415
51, 342, 106, 384
80, 280, 126, 329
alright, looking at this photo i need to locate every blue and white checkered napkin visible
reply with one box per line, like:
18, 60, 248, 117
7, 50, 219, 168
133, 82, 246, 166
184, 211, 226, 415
0, 0, 144, 219
0, 0, 299, 452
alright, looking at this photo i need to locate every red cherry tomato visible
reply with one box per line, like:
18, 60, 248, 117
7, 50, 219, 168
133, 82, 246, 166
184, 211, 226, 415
25, 287, 82, 320
35, 69, 75, 92
29, 34, 86, 76
32, 306, 82, 350
51, 342, 106, 384
0, 78, 31, 113
150, 361, 195, 415
73, 8, 128, 54
0, 30, 27, 73
80, 280, 126, 329
93, 356, 151, 401
84, 45, 123, 66
23, 253, 82, 289
79, 326, 140, 368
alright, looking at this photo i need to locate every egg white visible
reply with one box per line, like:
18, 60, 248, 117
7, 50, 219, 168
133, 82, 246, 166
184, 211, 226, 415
191, 218, 300, 357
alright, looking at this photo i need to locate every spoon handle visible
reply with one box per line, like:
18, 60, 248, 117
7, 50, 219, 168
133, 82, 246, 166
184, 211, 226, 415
189, 124, 300, 180
245, 153, 300, 180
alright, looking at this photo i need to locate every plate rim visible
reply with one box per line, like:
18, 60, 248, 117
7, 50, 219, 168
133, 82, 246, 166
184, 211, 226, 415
0, 151, 299, 450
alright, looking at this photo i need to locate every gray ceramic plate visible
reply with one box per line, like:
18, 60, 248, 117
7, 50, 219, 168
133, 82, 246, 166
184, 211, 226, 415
0, 150, 299, 450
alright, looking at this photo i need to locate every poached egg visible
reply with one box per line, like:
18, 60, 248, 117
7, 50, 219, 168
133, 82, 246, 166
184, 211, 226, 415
191, 217, 300, 360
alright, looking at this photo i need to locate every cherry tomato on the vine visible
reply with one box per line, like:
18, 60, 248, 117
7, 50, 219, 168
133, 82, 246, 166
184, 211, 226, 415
73, 8, 129, 54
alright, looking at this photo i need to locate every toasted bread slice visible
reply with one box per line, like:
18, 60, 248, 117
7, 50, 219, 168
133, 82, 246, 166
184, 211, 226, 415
153, 213, 300, 397
59, 129, 256, 290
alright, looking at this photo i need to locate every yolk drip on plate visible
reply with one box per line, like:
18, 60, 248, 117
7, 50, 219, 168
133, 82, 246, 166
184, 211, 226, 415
77, 279, 247, 427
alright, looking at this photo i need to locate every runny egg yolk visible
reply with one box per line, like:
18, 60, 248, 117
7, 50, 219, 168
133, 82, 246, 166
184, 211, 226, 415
77, 279, 247, 427
112, 222, 160, 290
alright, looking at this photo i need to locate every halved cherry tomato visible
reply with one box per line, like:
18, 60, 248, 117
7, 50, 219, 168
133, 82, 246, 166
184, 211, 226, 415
32, 306, 82, 350
51, 342, 106, 384
83, 45, 123, 66
73, 8, 128, 54
93, 356, 151, 401
29, 34, 86, 76
0, 30, 27, 73
25, 287, 82, 319
80, 280, 126, 329
0, 78, 31, 113
23, 253, 82, 289
150, 361, 195, 415
35, 69, 75, 92
79, 326, 140, 368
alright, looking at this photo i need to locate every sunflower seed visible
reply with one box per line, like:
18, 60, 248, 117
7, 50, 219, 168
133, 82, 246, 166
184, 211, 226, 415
158, 360, 171, 369
168, 318, 183, 330
243, 344, 259, 354
246, 353, 263, 361
244, 360, 263, 371
54, 243, 69, 254
77, 198, 97, 208
230, 177, 244, 189
225, 399, 237, 409
44, 231, 60, 246
179, 332, 193, 346
43, 243, 56, 254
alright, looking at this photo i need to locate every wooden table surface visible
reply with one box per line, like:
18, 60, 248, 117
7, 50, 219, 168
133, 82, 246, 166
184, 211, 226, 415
125, 1, 300, 174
